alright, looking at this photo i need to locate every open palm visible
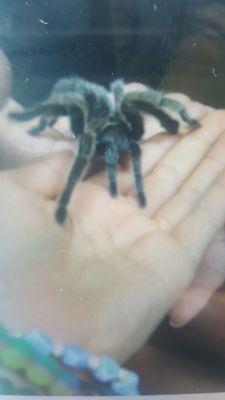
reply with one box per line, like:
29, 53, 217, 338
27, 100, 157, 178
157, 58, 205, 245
1, 110, 225, 363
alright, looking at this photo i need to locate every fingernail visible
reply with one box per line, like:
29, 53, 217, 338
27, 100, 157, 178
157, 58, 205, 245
169, 319, 185, 329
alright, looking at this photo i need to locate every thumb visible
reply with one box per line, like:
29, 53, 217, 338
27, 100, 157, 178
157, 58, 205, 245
0, 49, 12, 110
10, 150, 74, 199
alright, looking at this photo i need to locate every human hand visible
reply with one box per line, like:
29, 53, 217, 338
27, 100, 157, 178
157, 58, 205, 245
0, 49, 11, 111
142, 99, 225, 329
0, 56, 223, 337
1, 110, 225, 363
155, 97, 225, 328
0, 47, 75, 169
120, 87, 225, 330
0, 98, 75, 168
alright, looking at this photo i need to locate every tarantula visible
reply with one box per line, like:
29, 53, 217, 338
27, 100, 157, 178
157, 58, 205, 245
9, 77, 200, 224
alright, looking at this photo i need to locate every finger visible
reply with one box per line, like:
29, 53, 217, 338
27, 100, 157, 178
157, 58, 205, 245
164, 93, 211, 124
0, 49, 11, 110
0, 100, 75, 168
184, 100, 213, 120
169, 286, 215, 328
155, 131, 225, 231
142, 95, 210, 139
170, 230, 225, 327
5, 150, 74, 199
132, 110, 225, 216
174, 168, 225, 266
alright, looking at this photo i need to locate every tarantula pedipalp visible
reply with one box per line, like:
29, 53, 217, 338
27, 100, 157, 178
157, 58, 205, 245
9, 77, 201, 224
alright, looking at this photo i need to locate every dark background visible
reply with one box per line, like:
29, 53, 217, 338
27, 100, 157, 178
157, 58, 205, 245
1, 0, 225, 107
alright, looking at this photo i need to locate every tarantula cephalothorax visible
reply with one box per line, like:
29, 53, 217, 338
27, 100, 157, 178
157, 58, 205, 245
9, 77, 201, 224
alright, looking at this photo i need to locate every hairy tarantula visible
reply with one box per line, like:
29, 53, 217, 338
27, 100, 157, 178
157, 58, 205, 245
9, 77, 200, 224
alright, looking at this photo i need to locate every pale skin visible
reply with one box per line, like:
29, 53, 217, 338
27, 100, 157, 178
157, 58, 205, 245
1, 50, 225, 362
1, 96, 225, 362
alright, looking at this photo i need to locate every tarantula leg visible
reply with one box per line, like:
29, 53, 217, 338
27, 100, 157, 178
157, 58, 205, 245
123, 97, 179, 134
9, 107, 46, 121
179, 108, 201, 129
69, 107, 85, 138
104, 142, 119, 197
161, 97, 201, 129
9, 106, 51, 135
55, 133, 95, 224
110, 80, 125, 104
9, 104, 69, 135
28, 115, 57, 136
129, 142, 146, 207
140, 102, 179, 134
